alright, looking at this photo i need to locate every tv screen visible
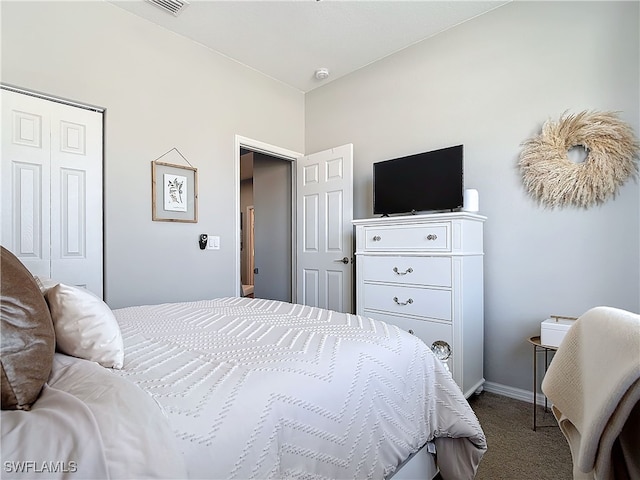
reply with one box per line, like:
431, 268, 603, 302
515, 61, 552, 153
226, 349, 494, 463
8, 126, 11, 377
373, 145, 463, 215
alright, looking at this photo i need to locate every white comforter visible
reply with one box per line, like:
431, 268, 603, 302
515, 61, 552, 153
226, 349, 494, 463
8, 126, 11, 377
1, 354, 187, 479
113, 297, 486, 479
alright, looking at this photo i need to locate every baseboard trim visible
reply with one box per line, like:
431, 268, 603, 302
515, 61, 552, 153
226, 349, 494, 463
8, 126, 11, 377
483, 381, 549, 406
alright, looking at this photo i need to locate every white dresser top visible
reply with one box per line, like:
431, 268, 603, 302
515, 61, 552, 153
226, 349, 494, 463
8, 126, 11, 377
352, 211, 487, 226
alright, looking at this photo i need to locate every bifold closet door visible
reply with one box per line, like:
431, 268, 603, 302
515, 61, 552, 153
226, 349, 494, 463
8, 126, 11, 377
1, 88, 103, 297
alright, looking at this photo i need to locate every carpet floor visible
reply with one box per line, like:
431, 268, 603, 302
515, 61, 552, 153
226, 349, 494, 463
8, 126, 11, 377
467, 391, 573, 480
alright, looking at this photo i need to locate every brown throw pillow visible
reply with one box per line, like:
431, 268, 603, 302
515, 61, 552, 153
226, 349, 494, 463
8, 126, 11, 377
1, 246, 55, 410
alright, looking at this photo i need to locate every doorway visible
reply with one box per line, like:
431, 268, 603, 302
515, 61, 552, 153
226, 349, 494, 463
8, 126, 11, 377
238, 145, 296, 302
234, 136, 354, 313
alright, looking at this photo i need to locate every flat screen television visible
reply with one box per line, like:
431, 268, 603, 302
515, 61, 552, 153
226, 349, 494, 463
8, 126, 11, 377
373, 145, 463, 216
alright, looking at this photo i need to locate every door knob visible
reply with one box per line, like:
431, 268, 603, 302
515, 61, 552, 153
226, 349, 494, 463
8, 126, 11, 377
335, 257, 349, 264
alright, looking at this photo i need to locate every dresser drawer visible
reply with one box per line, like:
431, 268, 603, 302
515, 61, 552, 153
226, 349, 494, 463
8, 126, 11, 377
361, 255, 451, 287
363, 223, 450, 251
367, 311, 453, 348
362, 310, 454, 372
362, 283, 452, 321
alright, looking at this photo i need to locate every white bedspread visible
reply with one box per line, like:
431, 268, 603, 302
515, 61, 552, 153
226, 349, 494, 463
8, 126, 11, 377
113, 297, 486, 480
1, 354, 187, 479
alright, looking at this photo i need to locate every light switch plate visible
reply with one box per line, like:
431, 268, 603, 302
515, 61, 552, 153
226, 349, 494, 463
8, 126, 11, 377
208, 236, 220, 250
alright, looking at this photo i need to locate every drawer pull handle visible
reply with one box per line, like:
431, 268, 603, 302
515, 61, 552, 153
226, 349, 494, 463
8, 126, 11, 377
372, 235, 381, 241
426, 234, 438, 241
393, 296, 413, 306
392, 267, 413, 275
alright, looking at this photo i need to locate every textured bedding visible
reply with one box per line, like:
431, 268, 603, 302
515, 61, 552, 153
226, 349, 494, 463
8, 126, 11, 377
112, 297, 486, 479
1, 354, 187, 479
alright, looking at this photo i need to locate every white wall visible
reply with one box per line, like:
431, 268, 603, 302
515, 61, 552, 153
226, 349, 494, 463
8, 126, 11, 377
1, 1, 304, 308
305, 1, 640, 392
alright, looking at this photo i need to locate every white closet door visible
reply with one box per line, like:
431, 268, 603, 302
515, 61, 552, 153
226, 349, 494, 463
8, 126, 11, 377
1, 89, 103, 296
1, 90, 52, 278
49, 100, 103, 295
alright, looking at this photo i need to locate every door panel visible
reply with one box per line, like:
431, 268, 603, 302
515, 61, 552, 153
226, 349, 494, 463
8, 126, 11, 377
303, 269, 319, 306
296, 144, 353, 313
303, 194, 319, 251
326, 269, 345, 312
2, 90, 52, 278
326, 189, 343, 251
50, 100, 103, 295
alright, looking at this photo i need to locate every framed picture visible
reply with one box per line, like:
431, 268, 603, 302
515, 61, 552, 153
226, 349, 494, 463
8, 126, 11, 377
152, 161, 198, 222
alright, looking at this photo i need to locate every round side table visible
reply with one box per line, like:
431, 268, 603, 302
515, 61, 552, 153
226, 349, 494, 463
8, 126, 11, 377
528, 336, 558, 431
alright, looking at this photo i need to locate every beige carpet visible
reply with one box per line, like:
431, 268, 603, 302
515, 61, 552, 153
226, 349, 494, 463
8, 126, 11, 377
468, 391, 573, 480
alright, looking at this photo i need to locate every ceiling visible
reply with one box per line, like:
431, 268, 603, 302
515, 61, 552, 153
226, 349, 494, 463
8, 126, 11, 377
109, 0, 509, 93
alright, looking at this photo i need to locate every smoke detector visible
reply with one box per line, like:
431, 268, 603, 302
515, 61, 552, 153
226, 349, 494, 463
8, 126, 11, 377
314, 68, 330, 80
145, 0, 189, 16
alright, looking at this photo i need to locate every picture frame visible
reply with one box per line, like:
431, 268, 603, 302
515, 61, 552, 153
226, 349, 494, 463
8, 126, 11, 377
151, 161, 198, 223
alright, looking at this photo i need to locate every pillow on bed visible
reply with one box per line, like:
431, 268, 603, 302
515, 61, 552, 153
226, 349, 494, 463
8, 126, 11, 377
33, 275, 60, 295
1, 246, 56, 410
46, 284, 124, 369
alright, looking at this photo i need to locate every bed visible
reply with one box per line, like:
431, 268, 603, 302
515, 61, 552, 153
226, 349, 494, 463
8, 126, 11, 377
1, 246, 486, 479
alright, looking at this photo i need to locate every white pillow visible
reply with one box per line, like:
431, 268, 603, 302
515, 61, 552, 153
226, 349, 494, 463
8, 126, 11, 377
46, 284, 124, 369
33, 275, 60, 295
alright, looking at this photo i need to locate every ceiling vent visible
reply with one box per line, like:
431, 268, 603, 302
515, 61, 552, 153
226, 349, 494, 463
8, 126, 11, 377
145, 0, 189, 16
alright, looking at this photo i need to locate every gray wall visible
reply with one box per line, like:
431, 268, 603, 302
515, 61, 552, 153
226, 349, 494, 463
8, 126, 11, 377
253, 153, 292, 302
2, 1, 638, 395
1, 1, 304, 308
305, 1, 640, 394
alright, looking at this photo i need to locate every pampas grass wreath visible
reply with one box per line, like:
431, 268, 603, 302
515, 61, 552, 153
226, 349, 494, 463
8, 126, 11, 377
518, 110, 640, 208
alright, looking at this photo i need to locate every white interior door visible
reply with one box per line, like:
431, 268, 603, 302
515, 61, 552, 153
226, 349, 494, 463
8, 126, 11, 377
1, 90, 52, 278
1, 88, 103, 296
49, 100, 103, 295
296, 144, 353, 313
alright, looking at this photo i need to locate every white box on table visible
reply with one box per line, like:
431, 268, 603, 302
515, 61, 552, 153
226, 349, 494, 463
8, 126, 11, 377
540, 317, 576, 348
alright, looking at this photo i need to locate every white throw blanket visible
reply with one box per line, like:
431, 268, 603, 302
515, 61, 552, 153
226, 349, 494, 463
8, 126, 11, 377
541, 306, 640, 480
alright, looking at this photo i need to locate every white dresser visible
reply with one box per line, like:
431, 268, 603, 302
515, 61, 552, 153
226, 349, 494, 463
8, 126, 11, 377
353, 212, 486, 398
